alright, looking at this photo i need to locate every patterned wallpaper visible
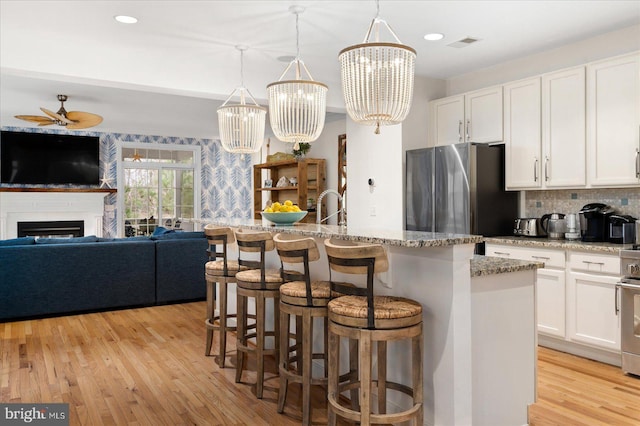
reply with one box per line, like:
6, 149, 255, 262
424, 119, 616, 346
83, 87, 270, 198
0, 126, 252, 237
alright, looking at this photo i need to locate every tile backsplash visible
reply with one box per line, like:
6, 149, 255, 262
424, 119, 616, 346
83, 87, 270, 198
525, 188, 640, 218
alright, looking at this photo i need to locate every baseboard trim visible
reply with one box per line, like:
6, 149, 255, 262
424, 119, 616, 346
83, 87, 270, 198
538, 335, 621, 367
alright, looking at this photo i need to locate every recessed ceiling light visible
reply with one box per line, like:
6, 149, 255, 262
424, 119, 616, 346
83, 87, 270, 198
114, 15, 138, 24
424, 33, 444, 41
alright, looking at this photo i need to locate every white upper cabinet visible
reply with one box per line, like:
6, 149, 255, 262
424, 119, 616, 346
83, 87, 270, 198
464, 86, 504, 143
542, 66, 587, 188
504, 77, 542, 189
587, 52, 640, 186
429, 95, 464, 146
429, 86, 503, 146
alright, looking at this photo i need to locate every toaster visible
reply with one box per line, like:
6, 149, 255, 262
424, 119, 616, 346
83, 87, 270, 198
514, 218, 547, 237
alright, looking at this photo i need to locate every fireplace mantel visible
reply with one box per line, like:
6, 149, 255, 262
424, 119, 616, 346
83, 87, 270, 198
0, 187, 116, 193
0, 191, 110, 239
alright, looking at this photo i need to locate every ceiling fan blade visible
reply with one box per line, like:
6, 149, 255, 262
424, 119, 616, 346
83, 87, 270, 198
65, 111, 103, 129
14, 115, 56, 124
40, 107, 73, 124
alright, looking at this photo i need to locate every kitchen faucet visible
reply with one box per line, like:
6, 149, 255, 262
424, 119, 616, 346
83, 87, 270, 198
316, 189, 346, 227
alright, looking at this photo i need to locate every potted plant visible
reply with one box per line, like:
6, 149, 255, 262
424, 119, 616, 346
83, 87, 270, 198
292, 142, 311, 160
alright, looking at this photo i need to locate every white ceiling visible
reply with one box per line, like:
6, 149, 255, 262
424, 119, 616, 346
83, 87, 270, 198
1, 0, 639, 139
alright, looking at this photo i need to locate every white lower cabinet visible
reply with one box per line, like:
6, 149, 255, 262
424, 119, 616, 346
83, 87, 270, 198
537, 268, 566, 337
567, 271, 621, 351
486, 243, 623, 357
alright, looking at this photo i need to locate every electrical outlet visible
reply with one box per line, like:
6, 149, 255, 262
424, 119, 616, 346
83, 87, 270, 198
370, 205, 376, 216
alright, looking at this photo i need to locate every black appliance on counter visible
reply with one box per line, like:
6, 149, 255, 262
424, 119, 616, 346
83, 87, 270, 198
608, 215, 637, 244
579, 203, 615, 242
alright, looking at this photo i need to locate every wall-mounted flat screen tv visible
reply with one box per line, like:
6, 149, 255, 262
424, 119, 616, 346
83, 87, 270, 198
0, 131, 100, 185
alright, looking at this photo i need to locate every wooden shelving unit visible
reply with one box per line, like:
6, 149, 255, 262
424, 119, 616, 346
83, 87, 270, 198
253, 158, 326, 223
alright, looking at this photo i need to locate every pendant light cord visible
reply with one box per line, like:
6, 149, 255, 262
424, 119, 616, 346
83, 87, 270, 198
240, 48, 245, 87
375, 0, 380, 18
295, 11, 300, 60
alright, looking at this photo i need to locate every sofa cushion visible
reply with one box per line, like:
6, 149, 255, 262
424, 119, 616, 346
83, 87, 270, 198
0, 237, 36, 246
35, 235, 99, 244
152, 226, 174, 236
151, 231, 205, 240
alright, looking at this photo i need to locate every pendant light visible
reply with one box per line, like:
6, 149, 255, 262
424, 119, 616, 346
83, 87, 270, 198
267, 6, 328, 150
339, 0, 416, 134
217, 45, 267, 154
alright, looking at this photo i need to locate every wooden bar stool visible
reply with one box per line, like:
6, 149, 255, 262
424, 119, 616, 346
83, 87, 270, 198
273, 233, 331, 425
234, 229, 284, 399
203, 225, 250, 366
324, 239, 424, 426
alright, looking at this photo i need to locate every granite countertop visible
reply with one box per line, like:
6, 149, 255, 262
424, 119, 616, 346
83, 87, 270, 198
470, 255, 543, 277
484, 236, 633, 254
203, 218, 483, 248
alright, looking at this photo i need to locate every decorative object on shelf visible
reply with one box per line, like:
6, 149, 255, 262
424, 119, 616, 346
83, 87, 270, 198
266, 152, 295, 163
267, 6, 328, 151
292, 142, 311, 160
264, 179, 273, 188
338, 0, 416, 134
15, 94, 103, 129
276, 176, 290, 188
217, 45, 267, 154
288, 177, 298, 186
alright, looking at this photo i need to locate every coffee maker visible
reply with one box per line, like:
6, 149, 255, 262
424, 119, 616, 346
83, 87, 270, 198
579, 203, 615, 242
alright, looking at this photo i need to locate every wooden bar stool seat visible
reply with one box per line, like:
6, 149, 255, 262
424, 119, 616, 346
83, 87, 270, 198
204, 225, 251, 367
324, 239, 424, 426
234, 230, 286, 399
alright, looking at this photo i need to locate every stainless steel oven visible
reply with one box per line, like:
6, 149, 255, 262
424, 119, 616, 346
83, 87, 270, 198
619, 248, 640, 376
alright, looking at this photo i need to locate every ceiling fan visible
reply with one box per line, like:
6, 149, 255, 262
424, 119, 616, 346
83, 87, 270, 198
15, 94, 103, 130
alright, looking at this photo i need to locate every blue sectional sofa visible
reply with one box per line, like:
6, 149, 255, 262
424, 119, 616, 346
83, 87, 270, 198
0, 231, 208, 322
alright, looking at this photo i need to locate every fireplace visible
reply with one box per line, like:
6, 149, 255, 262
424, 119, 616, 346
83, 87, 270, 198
18, 220, 84, 238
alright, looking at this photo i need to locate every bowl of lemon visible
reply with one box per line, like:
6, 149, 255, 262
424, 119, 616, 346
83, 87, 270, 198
261, 200, 308, 225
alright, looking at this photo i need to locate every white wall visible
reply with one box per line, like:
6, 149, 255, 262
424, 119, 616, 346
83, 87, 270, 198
402, 76, 447, 151
447, 24, 640, 95
346, 119, 404, 231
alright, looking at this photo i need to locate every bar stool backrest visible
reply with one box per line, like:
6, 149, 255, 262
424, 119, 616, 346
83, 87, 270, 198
204, 225, 235, 275
274, 234, 319, 306
324, 239, 389, 329
235, 230, 274, 289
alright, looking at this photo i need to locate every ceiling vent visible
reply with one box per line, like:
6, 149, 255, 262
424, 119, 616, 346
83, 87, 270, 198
447, 37, 481, 48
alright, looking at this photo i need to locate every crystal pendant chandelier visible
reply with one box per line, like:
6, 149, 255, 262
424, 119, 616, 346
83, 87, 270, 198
339, 0, 416, 134
267, 6, 328, 150
217, 46, 267, 154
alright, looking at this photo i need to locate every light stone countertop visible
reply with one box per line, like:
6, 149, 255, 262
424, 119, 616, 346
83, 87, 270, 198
205, 218, 483, 248
484, 236, 633, 254
470, 255, 543, 277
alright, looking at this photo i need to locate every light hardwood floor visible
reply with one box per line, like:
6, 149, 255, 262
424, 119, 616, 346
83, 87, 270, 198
1, 302, 639, 425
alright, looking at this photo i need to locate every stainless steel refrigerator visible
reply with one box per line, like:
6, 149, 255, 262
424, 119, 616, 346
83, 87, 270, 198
406, 143, 518, 237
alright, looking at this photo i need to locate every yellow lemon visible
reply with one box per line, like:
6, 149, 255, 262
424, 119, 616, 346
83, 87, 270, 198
264, 207, 273, 213
284, 200, 293, 206
272, 202, 281, 209
292, 205, 301, 212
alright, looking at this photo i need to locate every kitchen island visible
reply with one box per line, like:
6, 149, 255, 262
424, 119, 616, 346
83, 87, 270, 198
205, 219, 541, 425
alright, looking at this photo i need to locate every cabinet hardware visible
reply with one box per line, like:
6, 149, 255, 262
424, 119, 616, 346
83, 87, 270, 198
532, 255, 550, 260
458, 120, 463, 142
615, 284, 620, 315
544, 157, 549, 182
636, 147, 639, 179
534, 158, 538, 182
582, 260, 605, 266
494, 251, 511, 256
466, 119, 470, 142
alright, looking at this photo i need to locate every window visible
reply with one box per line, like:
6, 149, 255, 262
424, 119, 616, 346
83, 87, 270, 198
117, 143, 200, 236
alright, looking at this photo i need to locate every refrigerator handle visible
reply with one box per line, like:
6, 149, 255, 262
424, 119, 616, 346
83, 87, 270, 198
458, 120, 463, 142
534, 157, 538, 182
466, 119, 470, 142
